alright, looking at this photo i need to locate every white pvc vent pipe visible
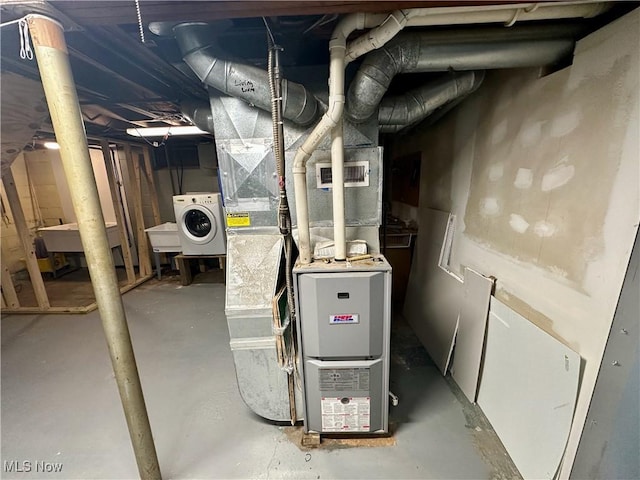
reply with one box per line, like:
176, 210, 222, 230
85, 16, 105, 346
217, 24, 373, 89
345, 2, 609, 62
292, 13, 376, 264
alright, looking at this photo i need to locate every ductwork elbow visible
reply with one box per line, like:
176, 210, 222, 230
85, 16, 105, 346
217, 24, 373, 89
173, 22, 320, 126
181, 99, 215, 133
346, 39, 406, 124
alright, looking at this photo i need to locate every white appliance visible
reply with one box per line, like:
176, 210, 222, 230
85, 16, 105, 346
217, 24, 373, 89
173, 193, 226, 255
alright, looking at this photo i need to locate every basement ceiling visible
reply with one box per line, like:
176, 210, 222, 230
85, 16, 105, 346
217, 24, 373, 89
0, 1, 636, 145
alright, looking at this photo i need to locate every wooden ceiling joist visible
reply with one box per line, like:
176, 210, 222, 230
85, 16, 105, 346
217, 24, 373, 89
52, 1, 528, 26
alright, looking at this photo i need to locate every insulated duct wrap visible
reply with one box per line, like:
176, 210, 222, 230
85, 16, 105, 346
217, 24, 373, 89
347, 27, 576, 123
174, 23, 320, 126
377, 71, 484, 129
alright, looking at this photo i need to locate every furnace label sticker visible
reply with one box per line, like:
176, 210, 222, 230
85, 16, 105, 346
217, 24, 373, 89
319, 368, 370, 391
226, 212, 251, 227
321, 397, 370, 432
329, 314, 359, 325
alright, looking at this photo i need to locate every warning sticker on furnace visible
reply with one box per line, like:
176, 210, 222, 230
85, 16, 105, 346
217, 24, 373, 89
321, 397, 371, 432
226, 212, 251, 227
319, 368, 370, 391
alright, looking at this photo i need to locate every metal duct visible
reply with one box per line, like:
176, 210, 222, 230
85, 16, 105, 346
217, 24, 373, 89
377, 71, 484, 130
347, 27, 577, 124
180, 99, 215, 133
173, 22, 319, 126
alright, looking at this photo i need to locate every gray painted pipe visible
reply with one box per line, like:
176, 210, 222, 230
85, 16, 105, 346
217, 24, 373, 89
347, 28, 576, 123
174, 23, 319, 126
378, 71, 484, 127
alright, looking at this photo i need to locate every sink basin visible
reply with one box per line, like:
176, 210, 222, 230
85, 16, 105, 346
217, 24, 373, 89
38, 222, 120, 252
145, 222, 181, 252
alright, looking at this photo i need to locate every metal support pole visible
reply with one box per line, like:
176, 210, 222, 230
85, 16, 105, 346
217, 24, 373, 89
27, 15, 161, 480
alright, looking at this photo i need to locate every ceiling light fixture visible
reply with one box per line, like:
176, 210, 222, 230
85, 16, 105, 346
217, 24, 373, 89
126, 126, 208, 137
43, 141, 60, 150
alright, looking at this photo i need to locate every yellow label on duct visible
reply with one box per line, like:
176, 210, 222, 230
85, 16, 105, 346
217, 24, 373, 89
226, 212, 251, 227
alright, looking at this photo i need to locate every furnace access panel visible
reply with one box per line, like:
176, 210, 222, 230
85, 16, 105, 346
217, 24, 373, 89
294, 257, 392, 434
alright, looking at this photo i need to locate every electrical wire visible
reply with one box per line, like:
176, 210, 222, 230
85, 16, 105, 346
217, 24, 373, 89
130, 126, 170, 148
1, 196, 12, 226
164, 143, 177, 196
24, 157, 44, 228
265, 18, 301, 398
0, 17, 24, 28
262, 17, 276, 47
178, 155, 184, 195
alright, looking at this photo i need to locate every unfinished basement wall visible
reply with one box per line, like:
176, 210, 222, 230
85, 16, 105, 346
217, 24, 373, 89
150, 140, 220, 223
1, 151, 66, 273
52, 148, 116, 225
393, 10, 639, 479
153, 167, 219, 223
1, 154, 39, 273
1, 148, 122, 274
24, 150, 69, 227
155, 168, 220, 222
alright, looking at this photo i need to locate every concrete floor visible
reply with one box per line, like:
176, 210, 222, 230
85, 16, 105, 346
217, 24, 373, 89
1, 277, 519, 479
12, 267, 131, 308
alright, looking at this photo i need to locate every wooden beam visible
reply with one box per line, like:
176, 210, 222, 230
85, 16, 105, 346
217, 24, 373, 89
124, 145, 152, 277
1, 244, 20, 308
53, 1, 527, 25
2, 305, 95, 314
119, 273, 153, 295
1, 168, 50, 309
140, 146, 162, 226
0, 274, 153, 315
101, 140, 136, 284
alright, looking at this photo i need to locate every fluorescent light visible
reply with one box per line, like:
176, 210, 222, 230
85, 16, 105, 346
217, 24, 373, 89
126, 126, 208, 137
43, 141, 60, 150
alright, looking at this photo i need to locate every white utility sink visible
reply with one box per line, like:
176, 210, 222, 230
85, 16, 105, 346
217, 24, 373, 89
38, 222, 120, 252
145, 222, 181, 252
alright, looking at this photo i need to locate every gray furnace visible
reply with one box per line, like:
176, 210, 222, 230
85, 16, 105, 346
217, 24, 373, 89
294, 256, 392, 434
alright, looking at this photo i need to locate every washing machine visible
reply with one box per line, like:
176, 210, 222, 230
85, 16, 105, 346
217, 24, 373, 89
173, 193, 226, 255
